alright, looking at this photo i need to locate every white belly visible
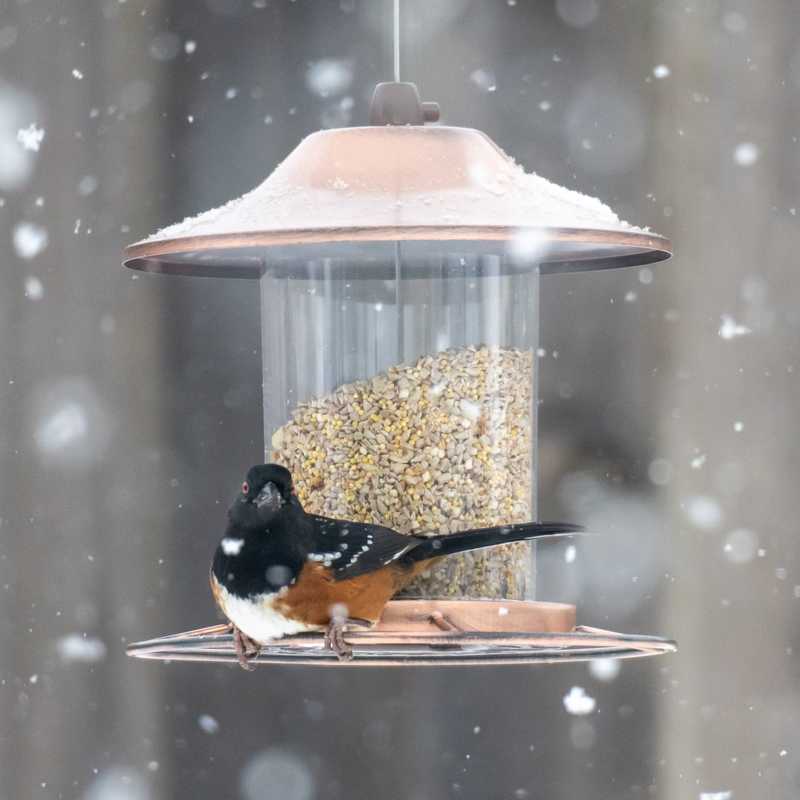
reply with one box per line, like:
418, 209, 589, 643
216, 583, 321, 643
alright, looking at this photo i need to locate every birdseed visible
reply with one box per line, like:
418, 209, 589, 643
270, 345, 535, 600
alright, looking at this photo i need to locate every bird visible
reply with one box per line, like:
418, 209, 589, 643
210, 463, 584, 669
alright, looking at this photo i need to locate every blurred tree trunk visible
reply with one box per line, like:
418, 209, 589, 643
0, 2, 171, 797
655, 2, 800, 796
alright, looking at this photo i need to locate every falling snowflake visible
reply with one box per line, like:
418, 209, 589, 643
198, 714, 220, 734
723, 529, 758, 564
508, 229, 548, 262
149, 31, 180, 62
306, 59, 353, 98
562, 686, 596, 715
718, 314, 752, 340
685, 495, 723, 530
82, 767, 149, 800
57, 634, 107, 663
16, 123, 44, 152
78, 175, 98, 196
24, 276, 44, 301
0, 83, 39, 190
470, 68, 497, 92
241, 749, 314, 800
589, 658, 620, 682
733, 142, 759, 167
35, 403, 89, 453
556, 0, 599, 28
13, 222, 48, 259
648, 458, 673, 486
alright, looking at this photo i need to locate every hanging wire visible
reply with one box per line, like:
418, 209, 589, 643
393, 0, 400, 82
392, 0, 402, 358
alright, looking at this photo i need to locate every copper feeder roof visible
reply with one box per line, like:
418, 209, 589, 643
123, 83, 671, 279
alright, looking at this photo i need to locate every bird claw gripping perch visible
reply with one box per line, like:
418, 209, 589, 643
324, 618, 353, 661
230, 624, 260, 671
324, 617, 372, 661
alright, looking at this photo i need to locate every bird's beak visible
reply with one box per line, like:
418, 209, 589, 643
255, 481, 282, 511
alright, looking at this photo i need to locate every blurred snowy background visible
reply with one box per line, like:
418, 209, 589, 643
0, 1, 798, 798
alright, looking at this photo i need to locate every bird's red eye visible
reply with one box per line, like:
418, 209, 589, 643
241, 481, 249, 495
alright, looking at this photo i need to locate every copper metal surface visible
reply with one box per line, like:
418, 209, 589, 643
126, 599, 676, 667
123, 226, 671, 279
123, 125, 672, 278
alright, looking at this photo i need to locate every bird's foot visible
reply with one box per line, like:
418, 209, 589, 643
324, 618, 352, 661
228, 624, 260, 671
324, 617, 370, 661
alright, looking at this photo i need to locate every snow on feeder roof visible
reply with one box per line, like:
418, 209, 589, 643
124, 83, 671, 279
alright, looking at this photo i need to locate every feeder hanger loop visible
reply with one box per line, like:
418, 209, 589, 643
368, 82, 441, 126
369, 0, 441, 125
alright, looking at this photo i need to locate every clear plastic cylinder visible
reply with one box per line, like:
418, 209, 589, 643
261, 244, 539, 600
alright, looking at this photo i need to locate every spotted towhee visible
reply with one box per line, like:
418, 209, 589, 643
211, 463, 583, 669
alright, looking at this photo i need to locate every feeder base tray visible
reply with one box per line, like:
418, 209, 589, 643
126, 599, 676, 667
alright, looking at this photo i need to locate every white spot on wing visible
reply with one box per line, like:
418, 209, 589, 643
221, 537, 245, 556
308, 551, 342, 562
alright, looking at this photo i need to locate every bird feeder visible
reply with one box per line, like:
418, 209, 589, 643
125, 83, 675, 666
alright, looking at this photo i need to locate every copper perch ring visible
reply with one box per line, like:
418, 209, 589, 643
126, 599, 676, 667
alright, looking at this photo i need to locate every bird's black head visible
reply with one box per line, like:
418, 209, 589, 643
228, 463, 296, 530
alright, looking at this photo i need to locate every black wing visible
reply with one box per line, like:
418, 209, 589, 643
304, 514, 421, 581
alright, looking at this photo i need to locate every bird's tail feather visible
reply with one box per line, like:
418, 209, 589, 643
407, 521, 585, 563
